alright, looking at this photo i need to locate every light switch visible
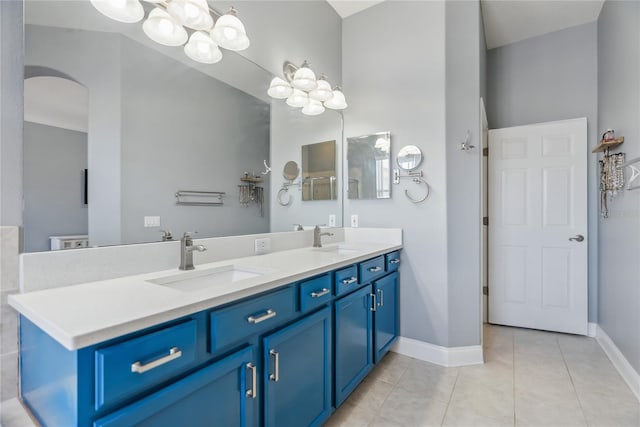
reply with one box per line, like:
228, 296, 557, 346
328, 214, 336, 227
350, 214, 359, 228
144, 216, 161, 227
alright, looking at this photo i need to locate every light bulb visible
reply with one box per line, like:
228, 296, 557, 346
267, 77, 293, 99
143, 8, 188, 46
286, 89, 309, 108
184, 31, 222, 64
211, 8, 250, 51
90, 0, 144, 23
309, 77, 333, 102
166, 0, 213, 31
302, 99, 325, 116
324, 87, 347, 110
292, 61, 317, 91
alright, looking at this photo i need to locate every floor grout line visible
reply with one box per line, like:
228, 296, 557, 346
439, 365, 461, 427
557, 336, 590, 427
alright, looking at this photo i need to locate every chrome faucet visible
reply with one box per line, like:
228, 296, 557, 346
313, 225, 334, 248
179, 232, 207, 270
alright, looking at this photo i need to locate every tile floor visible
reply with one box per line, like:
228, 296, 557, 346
1, 325, 638, 427
326, 325, 639, 427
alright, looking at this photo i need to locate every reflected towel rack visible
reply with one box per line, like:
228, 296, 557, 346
623, 157, 640, 191
175, 190, 225, 206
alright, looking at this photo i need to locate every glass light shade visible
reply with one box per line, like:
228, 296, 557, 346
267, 77, 293, 99
286, 89, 309, 108
308, 78, 333, 102
292, 64, 317, 91
211, 11, 250, 51
90, 0, 144, 23
166, 0, 213, 30
324, 88, 347, 110
184, 31, 222, 64
302, 99, 325, 116
143, 8, 188, 47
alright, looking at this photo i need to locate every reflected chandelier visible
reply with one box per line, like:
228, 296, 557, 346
89, 0, 250, 64
268, 61, 347, 116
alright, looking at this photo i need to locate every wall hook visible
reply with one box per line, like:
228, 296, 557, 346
261, 160, 272, 175
460, 130, 475, 151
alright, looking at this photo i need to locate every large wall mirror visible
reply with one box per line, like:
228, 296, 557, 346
347, 132, 391, 199
22, 1, 343, 252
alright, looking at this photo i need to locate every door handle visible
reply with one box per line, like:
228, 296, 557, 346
377, 289, 384, 307
569, 235, 584, 242
269, 349, 279, 382
131, 347, 182, 374
246, 363, 257, 398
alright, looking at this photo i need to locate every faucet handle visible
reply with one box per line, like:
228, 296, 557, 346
183, 231, 198, 237
293, 224, 304, 231
159, 229, 173, 241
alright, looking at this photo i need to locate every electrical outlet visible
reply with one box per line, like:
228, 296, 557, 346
254, 238, 271, 254
350, 214, 359, 228
144, 216, 160, 227
328, 214, 336, 227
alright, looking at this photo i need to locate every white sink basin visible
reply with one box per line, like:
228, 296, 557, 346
148, 265, 272, 292
312, 244, 361, 255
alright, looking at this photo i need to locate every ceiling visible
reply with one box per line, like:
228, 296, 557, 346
326, 0, 605, 49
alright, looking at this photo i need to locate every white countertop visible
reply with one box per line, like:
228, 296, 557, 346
9, 240, 401, 351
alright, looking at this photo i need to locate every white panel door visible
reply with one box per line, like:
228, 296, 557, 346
488, 118, 588, 335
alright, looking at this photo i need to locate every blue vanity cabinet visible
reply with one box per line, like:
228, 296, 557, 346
373, 271, 399, 363
93, 346, 258, 427
334, 284, 373, 406
263, 306, 332, 427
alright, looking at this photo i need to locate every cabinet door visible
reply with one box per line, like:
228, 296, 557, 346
334, 284, 373, 406
373, 272, 399, 363
263, 307, 332, 427
94, 346, 257, 427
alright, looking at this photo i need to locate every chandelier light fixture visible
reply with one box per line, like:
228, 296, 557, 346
267, 61, 347, 116
89, 0, 250, 64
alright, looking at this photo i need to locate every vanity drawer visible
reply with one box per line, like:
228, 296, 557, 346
386, 251, 401, 272
335, 265, 359, 296
95, 319, 198, 410
359, 256, 386, 284
299, 273, 333, 312
210, 286, 297, 352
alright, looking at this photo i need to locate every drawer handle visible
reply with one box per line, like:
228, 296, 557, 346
247, 309, 277, 324
269, 349, 280, 382
131, 347, 182, 374
389, 259, 400, 265
342, 277, 357, 285
311, 288, 330, 298
377, 289, 384, 307
246, 363, 257, 399
368, 266, 382, 273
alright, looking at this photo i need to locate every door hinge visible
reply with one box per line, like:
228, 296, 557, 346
483, 216, 489, 226
483, 286, 489, 296
482, 147, 489, 157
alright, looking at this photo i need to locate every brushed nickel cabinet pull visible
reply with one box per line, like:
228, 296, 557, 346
131, 347, 182, 374
246, 363, 257, 398
247, 309, 277, 324
368, 266, 382, 273
269, 349, 279, 382
342, 277, 357, 285
311, 288, 330, 298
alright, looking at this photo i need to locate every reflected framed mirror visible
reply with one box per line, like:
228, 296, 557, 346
347, 132, 391, 199
301, 140, 337, 201
397, 145, 423, 171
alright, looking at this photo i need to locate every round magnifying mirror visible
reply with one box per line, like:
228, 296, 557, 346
397, 145, 423, 170
283, 161, 300, 181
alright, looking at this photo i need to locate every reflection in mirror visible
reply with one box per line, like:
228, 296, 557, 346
283, 161, 300, 181
301, 140, 337, 201
22, 1, 273, 252
347, 132, 391, 199
397, 145, 423, 171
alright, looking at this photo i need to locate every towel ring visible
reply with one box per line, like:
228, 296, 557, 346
277, 187, 292, 206
404, 177, 430, 204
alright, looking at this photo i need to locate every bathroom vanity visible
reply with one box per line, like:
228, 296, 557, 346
10, 236, 401, 427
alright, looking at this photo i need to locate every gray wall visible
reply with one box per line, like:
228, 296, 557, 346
0, 1, 24, 228
26, 24, 122, 247
23, 122, 88, 252
120, 39, 270, 243
445, 0, 483, 347
487, 22, 600, 322
343, 1, 451, 346
597, 0, 640, 373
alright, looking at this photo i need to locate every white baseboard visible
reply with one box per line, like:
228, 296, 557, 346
588, 322, 597, 337
595, 325, 640, 402
391, 336, 484, 367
